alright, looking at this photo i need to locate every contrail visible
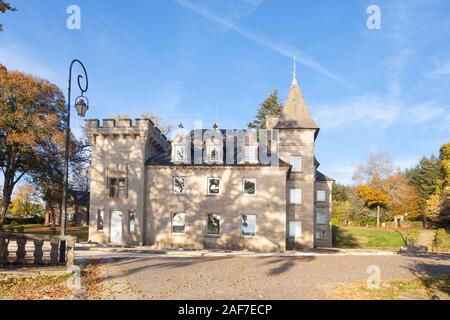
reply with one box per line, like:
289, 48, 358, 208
175, 0, 352, 88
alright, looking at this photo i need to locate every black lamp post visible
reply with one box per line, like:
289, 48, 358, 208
59, 59, 89, 263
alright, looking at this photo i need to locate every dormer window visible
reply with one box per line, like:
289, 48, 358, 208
208, 145, 220, 162
175, 145, 185, 162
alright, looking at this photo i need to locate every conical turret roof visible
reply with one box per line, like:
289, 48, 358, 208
275, 79, 319, 129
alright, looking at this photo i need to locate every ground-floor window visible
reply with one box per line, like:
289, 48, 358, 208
128, 211, 136, 233
97, 210, 104, 231
241, 214, 256, 236
172, 213, 186, 234
289, 221, 302, 237
206, 213, 220, 235
316, 229, 327, 240
316, 212, 327, 225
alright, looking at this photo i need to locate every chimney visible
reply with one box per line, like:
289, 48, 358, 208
265, 115, 279, 129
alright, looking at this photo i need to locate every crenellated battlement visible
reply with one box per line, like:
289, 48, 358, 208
84, 118, 169, 151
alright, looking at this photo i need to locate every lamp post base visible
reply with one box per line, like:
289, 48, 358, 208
59, 240, 66, 264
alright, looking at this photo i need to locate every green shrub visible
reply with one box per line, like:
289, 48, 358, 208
49, 226, 57, 235
434, 229, 449, 249
331, 217, 340, 226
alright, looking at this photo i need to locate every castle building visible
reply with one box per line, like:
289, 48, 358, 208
85, 70, 333, 252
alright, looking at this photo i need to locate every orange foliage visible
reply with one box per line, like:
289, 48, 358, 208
357, 185, 388, 208
384, 173, 421, 219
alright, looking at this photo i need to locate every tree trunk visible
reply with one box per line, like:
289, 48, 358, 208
376, 205, 380, 228
0, 190, 12, 231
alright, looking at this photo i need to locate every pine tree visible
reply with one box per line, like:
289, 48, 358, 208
248, 90, 282, 129
406, 156, 441, 202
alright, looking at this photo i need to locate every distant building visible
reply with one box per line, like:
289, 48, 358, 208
45, 190, 90, 226
85, 70, 333, 251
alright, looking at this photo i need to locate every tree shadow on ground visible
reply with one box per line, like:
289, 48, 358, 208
81, 255, 237, 281
258, 256, 315, 276
331, 226, 359, 248
401, 258, 450, 300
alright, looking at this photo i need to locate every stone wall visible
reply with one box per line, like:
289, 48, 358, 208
146, 165, 288, 252
84, 119, 169, 245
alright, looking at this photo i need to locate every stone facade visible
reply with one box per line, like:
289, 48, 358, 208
85, 74, 333, 251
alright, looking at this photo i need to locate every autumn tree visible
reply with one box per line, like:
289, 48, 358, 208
384, 172, 420, 221
0, 64, 66, 229
438, 142, 450, 224
0, 0, 16, 31
9, 184, 44, 218
353, 152, 394, 189
248, 90, 282, 129
357, 185, 389, 227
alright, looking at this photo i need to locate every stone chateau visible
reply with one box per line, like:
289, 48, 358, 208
85, 70, 333, 252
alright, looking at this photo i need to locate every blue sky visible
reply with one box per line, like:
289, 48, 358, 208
1, 0, 449, 184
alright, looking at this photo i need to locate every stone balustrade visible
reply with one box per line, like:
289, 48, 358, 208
0, 232, 76, 266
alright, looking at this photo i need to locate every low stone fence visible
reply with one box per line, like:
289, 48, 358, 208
0, 232, 76, 266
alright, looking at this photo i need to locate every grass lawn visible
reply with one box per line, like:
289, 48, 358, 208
333, 226, 406, 250
332, 275, 450, 300
3, 224, 89, 242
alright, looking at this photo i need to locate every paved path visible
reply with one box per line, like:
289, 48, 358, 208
75, 251, 450, 300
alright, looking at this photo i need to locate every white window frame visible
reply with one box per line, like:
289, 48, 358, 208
172, 212, 186, 234
173, 176, 186, 194
316, 229, 327, 240
316, 212, 327, 225
206, 213, 220, 236
128, 211, 136, 233
207, 178, 220, 195
241, 214, 256, 237
289, 188, 302, 204
289, 221, 302, 237
244, 145, 257, 162
175, 145, 185, 162
317, 190, 326, 202
242, 178, 256, 196
290, 156, 302, 172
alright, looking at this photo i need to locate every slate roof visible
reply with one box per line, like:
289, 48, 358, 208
315, 170, 334, 182
145, 129, 290, 167
275, 81, 319, 130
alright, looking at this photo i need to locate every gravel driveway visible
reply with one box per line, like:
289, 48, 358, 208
81, 252, 450, 299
